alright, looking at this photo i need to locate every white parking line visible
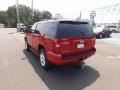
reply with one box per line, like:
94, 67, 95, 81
107, 56, 120, 59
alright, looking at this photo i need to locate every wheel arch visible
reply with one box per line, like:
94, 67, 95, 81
24, 37, 27, 42
38, 44, 45, 51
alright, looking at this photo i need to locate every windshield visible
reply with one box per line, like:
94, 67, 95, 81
108, 26, 117, 28
56, 21, 94, 38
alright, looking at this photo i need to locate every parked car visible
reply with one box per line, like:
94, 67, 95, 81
24, 20, 96, 69
94, 26, 112, 39
25, 25, 32, 32
17, 23, 26, 32
106, 25, 119, 33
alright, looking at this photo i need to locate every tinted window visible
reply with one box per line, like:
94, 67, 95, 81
37, 22, 57, 37
36, 23, 41, 30
57, 21, 94, 38
31, 23, 37, 32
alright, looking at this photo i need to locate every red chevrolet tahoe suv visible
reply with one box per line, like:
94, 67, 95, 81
25, 20, 96, 69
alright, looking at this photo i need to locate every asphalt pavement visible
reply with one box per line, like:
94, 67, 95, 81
0, 28, 120, 90
97, 33, 120, 45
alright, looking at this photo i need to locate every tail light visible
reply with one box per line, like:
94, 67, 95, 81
51, 39, 61, 54
92, 38, 96, 45
54, 43, 61, 53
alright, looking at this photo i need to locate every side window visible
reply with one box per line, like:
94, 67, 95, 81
36, 23, 42, 31
40, 23, 48, 33
40, 22, 57, 37
31, 23, 37, 33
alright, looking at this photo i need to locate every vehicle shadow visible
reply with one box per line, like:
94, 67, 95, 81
8, 31, 24, 34
8, 32, 18, 34
23, 50, 100, 90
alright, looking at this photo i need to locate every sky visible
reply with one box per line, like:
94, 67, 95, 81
0, 0, 120, 22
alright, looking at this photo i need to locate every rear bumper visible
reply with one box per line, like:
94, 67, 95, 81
46, 48, 96, 65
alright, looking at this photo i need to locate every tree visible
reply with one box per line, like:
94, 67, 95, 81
33, 10, 43, 23
6, 5, 33, 27
19, 5, 33, 26
0, 5, 52, 27
0, 11, 7, 26
41, 11, 52, 20
6, 5, 17, 27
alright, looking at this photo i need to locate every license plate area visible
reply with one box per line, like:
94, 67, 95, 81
77, 44, 84, 49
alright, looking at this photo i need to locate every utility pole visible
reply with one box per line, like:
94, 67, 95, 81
16, 0, 20, 31
79, 11, 81, 20
31, 0, 34, 20
90, 11, 96, 29
76, 11, 81, 20
31, 0, 33, 12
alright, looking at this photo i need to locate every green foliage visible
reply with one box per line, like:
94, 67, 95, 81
33, 10, 43, 23
6, 5, 17, 27
0, 11, 7, 26
0, 4, 52, 28
42, 11, 52, 20
18, 5, 33, 26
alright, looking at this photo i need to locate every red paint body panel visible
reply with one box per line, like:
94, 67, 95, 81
46, 48, 96, 65
25, 20, 96, 65
25, 33, 96, 65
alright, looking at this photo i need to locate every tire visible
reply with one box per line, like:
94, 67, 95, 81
107, 34, 110, 38
39, 49, 52, 69
25, 41, 29, 51
74, 61, 85, 68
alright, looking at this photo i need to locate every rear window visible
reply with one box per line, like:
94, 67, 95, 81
56, 21, 94, 38
37, 21, 94, 38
